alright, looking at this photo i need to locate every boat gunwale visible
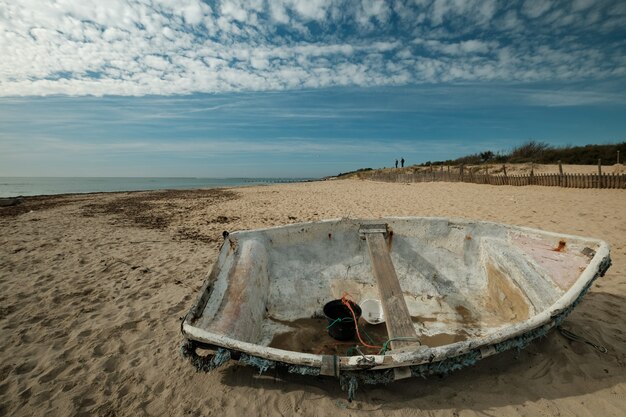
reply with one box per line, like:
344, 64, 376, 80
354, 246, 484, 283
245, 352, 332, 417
182, 216, 611, 371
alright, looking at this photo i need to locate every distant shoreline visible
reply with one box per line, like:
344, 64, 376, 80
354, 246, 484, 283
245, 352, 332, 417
0, 176, 316, 199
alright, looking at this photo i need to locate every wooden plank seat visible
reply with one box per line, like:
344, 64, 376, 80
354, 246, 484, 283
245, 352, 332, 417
360, 224, 418, 350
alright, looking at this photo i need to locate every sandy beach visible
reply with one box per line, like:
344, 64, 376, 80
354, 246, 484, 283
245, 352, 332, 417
1, 179, 625, 417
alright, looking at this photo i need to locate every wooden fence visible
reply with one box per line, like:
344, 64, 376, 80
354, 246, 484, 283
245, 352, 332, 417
365, 170, 626, 189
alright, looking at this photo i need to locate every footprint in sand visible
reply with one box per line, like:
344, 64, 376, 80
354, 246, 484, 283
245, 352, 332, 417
14, 361, 37, 375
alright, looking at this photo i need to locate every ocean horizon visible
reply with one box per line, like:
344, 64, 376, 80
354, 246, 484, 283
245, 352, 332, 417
0, 177, 314, 198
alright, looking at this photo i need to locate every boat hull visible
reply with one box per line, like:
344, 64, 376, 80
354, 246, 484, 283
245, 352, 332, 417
181, 217, 611, 382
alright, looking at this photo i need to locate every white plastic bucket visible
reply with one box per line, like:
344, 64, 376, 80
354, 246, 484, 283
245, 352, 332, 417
359, 299, 385, 325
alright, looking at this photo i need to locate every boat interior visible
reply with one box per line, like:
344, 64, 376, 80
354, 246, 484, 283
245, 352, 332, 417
186, 218, 601, 357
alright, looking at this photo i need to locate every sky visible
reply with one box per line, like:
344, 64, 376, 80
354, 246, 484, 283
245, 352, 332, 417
1, 0, 625, 178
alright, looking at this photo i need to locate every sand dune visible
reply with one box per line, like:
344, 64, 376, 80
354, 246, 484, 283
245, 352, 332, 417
1, 180, 625, 416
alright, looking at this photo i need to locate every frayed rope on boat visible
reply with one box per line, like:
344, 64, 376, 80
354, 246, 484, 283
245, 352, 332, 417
239, 354, 275, 374
180, 340, 231, 372
340, 376, 359, 403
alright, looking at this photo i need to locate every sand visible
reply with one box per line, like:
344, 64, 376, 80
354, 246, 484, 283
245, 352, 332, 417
1, 180, 625, 416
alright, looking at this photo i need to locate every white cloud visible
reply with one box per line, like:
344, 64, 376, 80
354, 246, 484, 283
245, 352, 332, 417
430, 0, 497, 26
571, 0, 594, 12
522, 0, 552, 19
0, 0, 623, 96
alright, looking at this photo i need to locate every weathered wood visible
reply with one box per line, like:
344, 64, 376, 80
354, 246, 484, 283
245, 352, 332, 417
363, 231, 418, 350
320, 355, 338, 377
366, 166, 626, 190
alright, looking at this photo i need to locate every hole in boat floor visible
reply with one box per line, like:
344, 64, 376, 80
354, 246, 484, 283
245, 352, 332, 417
268, 318, 469, 355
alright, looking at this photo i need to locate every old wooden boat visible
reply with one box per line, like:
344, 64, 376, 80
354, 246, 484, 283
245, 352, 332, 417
181, 218, 610, 398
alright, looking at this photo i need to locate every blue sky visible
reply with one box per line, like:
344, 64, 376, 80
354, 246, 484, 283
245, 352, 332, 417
1, 0, 625, 177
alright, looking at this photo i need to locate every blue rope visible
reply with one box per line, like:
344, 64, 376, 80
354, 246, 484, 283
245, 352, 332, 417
326, 317, 354, 329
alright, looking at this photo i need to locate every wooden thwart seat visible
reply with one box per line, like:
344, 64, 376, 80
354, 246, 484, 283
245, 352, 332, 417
361, 225, 418, 350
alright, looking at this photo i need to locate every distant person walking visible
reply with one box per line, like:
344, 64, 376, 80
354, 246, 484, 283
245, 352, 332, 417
395, 159, 398, 168
401, 158, 405, 168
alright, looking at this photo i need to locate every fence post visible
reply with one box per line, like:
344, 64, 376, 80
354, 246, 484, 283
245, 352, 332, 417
611, 173, 615, 189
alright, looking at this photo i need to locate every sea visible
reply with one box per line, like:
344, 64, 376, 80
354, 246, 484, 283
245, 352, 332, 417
0, 177, 314, 198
